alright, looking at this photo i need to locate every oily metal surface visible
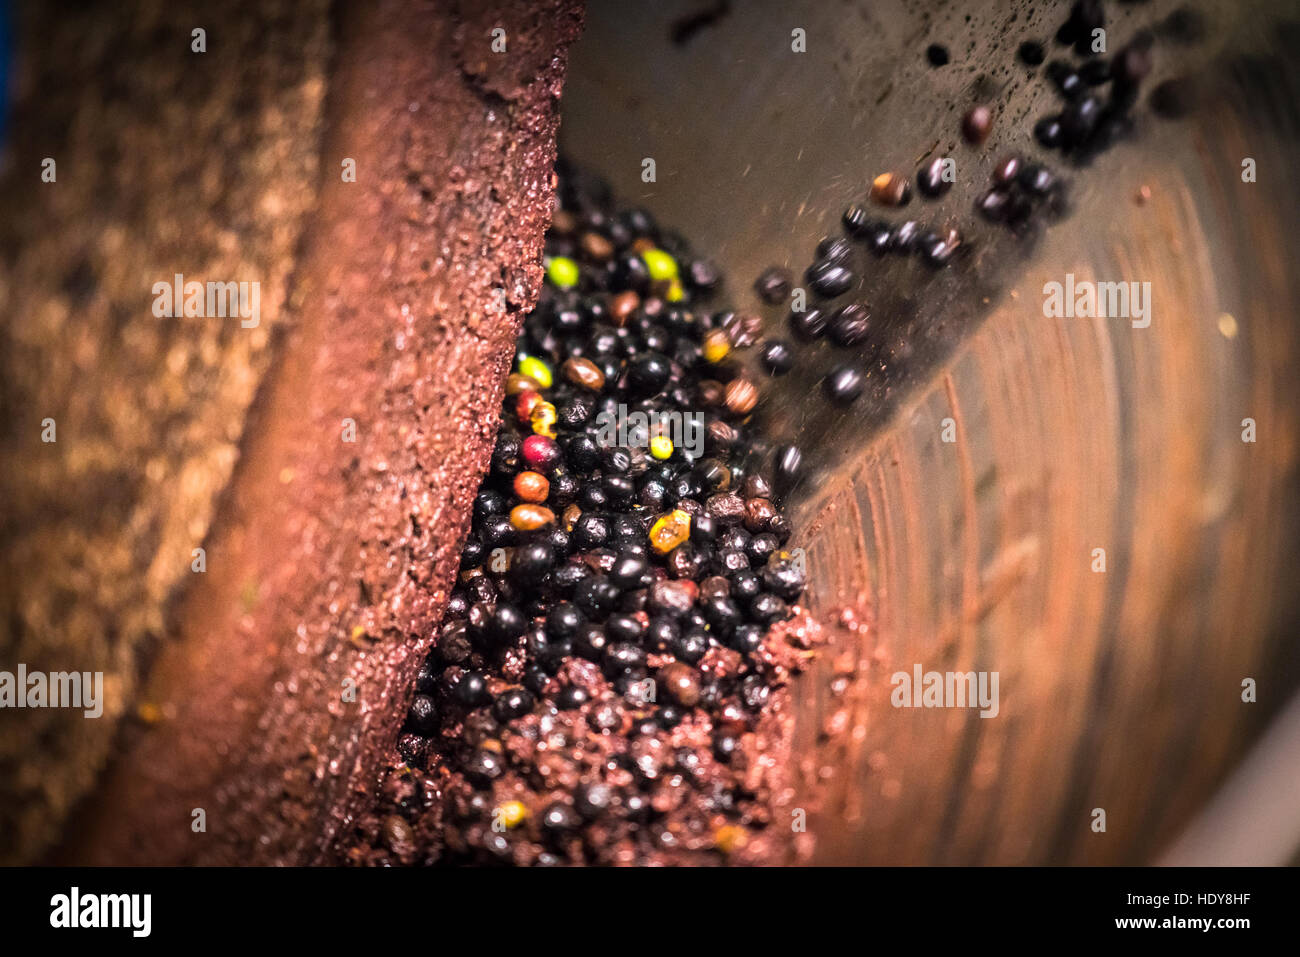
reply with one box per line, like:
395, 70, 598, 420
561, 0, 1300, 862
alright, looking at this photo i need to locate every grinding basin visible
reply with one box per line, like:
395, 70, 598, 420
1, 0, 1298, 868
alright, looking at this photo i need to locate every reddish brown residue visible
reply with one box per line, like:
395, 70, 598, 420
738, 608, 829, 865
345, 602, 829, 866
70, 0, 584, 865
